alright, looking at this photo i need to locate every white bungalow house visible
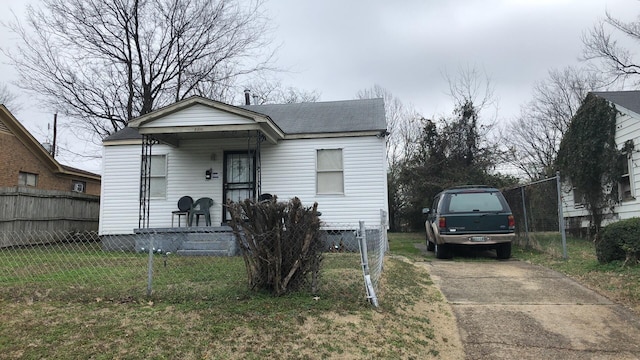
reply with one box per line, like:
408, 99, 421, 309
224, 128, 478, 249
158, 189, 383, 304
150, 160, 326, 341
563, 91, 640, 232
99, 95, 388, 254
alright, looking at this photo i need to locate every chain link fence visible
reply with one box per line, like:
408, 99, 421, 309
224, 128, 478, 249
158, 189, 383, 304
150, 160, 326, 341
324, 212, 388, 306
503, 175, 567, 259
0, 215, 388, 304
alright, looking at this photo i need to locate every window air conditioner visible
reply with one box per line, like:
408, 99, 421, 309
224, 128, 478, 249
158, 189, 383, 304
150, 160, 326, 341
72, 182, 85, 193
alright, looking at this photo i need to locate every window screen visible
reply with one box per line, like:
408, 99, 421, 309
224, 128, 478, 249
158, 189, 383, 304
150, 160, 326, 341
317, 149, 344, 194
145, 155, 167, 198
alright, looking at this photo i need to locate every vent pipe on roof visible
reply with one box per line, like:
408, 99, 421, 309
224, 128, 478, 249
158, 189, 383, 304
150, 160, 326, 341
244, 89, 251, 105
252, 94, 259, 105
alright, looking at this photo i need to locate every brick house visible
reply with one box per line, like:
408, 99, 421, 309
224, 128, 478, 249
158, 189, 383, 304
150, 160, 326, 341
0, 105, 101, 195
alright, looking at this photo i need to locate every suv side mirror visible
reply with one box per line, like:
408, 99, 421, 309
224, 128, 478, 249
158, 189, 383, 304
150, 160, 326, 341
421, 207, 430, 215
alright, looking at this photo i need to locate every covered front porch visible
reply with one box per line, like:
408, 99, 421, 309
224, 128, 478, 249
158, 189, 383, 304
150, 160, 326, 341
128, 97, 285, 230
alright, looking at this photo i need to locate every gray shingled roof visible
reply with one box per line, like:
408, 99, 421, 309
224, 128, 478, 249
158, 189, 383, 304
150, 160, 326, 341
593, 91, 640, 115
104, 98, 386, 142
103, 126, 142, 141
239, 98, 386, 134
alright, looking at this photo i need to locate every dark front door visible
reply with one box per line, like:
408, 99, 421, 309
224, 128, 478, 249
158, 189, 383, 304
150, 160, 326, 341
223, 151, 255, 222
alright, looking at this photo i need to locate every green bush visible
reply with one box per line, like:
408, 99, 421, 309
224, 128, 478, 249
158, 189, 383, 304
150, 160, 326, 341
597, 218, 640, 264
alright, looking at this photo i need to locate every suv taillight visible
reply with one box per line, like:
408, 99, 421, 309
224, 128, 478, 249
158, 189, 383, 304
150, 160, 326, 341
438, 217, 446, 229
508, 215, 515, 229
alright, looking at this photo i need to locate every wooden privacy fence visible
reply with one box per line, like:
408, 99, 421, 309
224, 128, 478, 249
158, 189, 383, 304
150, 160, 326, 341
0, 187, 99, 246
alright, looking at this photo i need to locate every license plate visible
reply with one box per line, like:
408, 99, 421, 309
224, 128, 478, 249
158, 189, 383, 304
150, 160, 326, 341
470, 236, 487, 242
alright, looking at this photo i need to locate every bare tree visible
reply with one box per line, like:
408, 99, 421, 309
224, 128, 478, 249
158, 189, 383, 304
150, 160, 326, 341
356, 84, 422, 231
582, 9, 640, 86
245, 77, 321, 105
504, 66, 603, 180
356, 84, 421, 165
444, 64, 497, 116
4, 0, 276, 138
442, 64, 501, 169
0, 83, 21, 112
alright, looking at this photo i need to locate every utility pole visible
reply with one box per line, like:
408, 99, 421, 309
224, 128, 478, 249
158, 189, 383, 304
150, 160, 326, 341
52, 113, 57, 158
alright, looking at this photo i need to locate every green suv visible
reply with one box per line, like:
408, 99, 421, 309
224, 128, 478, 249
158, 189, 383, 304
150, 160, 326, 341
422, 186, 515, 259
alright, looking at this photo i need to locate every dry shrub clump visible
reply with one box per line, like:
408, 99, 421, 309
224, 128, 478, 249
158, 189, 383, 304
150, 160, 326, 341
227, 196, 323, 296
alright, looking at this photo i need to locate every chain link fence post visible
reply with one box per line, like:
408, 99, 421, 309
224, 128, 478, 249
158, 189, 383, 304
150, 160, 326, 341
358, 220, 378, 307
556, 171, 568, 260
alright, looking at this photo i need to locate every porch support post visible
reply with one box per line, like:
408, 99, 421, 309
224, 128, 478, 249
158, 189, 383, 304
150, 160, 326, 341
246, 130, 264, 201
256, 130, 262, 198
139, 135, 158, 229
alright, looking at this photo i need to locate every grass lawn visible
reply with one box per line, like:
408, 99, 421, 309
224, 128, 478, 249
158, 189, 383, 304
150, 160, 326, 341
0, 237, 458, 359
3, 232, 636, 359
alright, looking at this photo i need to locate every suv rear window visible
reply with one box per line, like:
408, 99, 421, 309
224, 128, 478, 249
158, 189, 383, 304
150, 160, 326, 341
445, 192, 506, 213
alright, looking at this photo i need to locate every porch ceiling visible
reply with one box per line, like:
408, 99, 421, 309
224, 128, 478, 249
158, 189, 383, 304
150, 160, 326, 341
138, 123, 281, 147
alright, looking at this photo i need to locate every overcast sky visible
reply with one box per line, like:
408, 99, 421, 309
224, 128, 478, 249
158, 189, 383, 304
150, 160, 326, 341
0, 0, 638, 174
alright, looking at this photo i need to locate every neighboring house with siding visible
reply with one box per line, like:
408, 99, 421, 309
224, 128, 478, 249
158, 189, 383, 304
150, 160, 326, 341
563, 91, 640, 231
99, 96, 388, 236
0, 105, 101, 195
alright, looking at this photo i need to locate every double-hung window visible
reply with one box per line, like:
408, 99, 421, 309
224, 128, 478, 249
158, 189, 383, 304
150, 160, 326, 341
146, 155, 167, 198
317, 149, 344, 194
573, 187, 585, 207
619, 154, 634, 201
18, 172, 38, 187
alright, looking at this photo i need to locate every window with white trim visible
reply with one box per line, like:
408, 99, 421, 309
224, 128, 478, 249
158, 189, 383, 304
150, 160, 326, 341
619, 154, 634, 201
317, 149, 344, 194
18, 172, 38, 187
146, 154, 167, 198
572, 186, 585, 207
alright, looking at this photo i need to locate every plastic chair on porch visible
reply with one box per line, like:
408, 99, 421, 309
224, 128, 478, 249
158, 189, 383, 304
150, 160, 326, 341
189, 197, 214, 226
171, 196, 193, 227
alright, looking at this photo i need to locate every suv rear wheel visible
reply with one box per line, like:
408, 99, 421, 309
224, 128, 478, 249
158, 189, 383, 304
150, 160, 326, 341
496, 243, 511, 260
435, 242, 452, 259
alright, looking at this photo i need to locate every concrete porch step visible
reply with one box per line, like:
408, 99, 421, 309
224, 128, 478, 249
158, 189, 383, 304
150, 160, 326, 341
181, 240, 230, 251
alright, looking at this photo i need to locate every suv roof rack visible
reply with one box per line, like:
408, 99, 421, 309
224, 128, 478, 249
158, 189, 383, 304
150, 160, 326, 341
450, 185, 492, 189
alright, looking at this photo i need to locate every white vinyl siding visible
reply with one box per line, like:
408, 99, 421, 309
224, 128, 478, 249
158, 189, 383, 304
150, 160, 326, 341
99, 144, 144, 234
143, 104, 255, 128
261, 136, 387, 227
316, 149, 343, 194
612, 107, 640, 221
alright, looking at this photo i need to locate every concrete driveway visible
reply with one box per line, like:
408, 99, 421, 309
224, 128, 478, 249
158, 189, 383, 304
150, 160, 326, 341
425, 258, 640, 359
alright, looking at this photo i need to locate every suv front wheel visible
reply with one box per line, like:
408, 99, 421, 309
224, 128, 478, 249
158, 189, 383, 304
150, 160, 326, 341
426, 233, 435, 251
435, 242, 452, 259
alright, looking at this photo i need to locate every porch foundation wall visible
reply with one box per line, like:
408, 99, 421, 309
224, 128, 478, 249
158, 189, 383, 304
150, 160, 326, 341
100, 227, 379, 256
